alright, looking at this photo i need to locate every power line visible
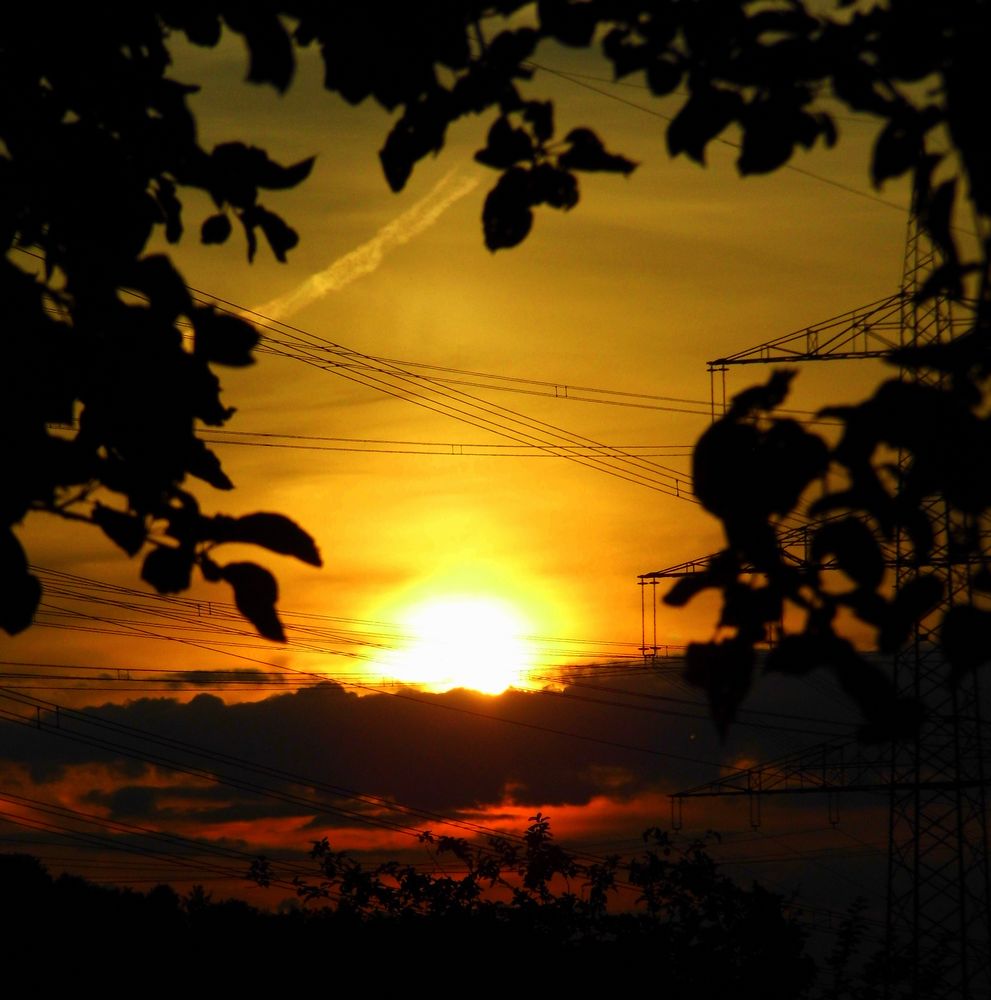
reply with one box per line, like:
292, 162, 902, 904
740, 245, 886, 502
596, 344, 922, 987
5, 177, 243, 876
526, 60, 909, 215
13, 577, 750, 773
30, 566, 652, 667
25, 566, 860, 737
0, 790, 318, 896
185, 286, 697, 500
533, 68, 882, 128
250, 350, 828, 420
201, 428, 696, 458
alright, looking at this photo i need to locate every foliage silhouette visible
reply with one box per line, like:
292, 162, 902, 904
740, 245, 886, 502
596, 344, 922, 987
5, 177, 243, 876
248, 814, 815, 994
2, 3, 989, 712
2, 830, 819, 992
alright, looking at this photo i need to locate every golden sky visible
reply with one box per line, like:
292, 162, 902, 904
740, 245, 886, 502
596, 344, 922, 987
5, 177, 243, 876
14, 32, 912, 662
1, 22, 909, 911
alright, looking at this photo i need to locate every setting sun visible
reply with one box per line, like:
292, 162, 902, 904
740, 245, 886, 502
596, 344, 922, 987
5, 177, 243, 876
379, 596, 535, 694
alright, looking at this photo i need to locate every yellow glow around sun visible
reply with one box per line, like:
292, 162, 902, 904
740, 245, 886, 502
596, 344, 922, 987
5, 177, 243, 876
380, 595, 535, 694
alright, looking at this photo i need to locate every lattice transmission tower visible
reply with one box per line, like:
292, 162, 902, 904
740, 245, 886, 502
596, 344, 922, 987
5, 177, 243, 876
641, 220, 991, 998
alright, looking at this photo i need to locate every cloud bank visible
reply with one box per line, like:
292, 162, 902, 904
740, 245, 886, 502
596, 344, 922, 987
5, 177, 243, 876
0, 676, 728, 833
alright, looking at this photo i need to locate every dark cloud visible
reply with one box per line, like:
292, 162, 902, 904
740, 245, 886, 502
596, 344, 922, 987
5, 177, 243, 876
163, 669, 288, 689
0, 667, 859, 835
81, 784, 306, 826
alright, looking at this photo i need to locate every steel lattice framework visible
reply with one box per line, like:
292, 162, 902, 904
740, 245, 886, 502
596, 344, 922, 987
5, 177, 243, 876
644, 220, 991, 998
883, 226, 990, 998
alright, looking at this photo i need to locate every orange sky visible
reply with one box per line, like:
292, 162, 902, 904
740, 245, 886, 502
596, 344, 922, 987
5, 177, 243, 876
1, 21, 909, 915
10, 32, 912, 668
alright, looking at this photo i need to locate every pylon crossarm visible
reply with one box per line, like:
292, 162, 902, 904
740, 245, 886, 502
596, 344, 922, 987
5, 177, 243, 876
705, 290, 972, 371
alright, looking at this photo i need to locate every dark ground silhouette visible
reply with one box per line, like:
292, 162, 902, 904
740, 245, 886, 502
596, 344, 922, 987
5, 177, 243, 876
1, 819, 819, 994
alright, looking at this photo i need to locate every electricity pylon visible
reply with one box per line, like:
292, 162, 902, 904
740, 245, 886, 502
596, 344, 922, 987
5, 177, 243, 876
644, 220, 991, 998
884, 225, 990, 999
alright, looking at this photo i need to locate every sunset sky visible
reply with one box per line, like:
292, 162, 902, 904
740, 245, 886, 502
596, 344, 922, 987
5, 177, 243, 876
1, 21, 913, 926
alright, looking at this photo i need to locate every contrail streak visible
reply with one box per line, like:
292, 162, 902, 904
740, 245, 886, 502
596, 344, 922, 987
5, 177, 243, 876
254, 170, 480, 321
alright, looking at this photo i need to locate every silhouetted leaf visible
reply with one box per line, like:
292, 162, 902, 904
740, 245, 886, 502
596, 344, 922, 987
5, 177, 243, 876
838, 587, 889, 628
530, 164, 578, 209
725, 519, 781, 573
811, 518, 885, 589
728, 370, 796, 417
222, 562, 284, 641
758, 419, 829, 516
0, 572, 41, 636
244, 205, 299, 262
692, 421, 760, 519
199, 554, 222, 582
240, 213, 259, 261
92, 504, 145, 556
809, 474, 898, 539
256, 155, 315, 192
738, 107, 798, 175
154, 178, 183, 243
475, 116, 534, 169
667, 88, 744, 164
663, 552, 739, 607
126, 255, 191, 321
646, 56, 681, 96
181, 362, 234, 429
684, 639, 755, 739
142, 546, 193, 594
248, 855, 273, 888
921, 178, 957, 257
208, 142, 260, 207
224, 10, 295, 92
209, 144, 314, 210
161, 8, 221, 46
538, 0, 597, 46
942, 605, 991, 681
891, 324, 990, 378
379, 125, 415, 193
210, 512, 322, 566
878, 574, 943, 653
558, 128, 636, 174
602, 27, 647, 79
831, 55, 893, 115
664, 574, 713, 608
523, 101, 554, 142
909, 150, 943, 216
872, 117, 921, 186
915, 260, 967, 302
0, 530, 40, 635
482, 167, 533, 251
485, 27, 538, 70
186, 439, 234, 491
720, 584, 782, 635
201, 213, 232, 245
193, 308, 258, 367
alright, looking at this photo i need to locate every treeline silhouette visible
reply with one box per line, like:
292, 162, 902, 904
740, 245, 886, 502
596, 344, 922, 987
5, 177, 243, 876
2, 818, 831, 994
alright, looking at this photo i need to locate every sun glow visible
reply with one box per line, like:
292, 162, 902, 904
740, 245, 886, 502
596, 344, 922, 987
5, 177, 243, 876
380, 596, 535, 694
